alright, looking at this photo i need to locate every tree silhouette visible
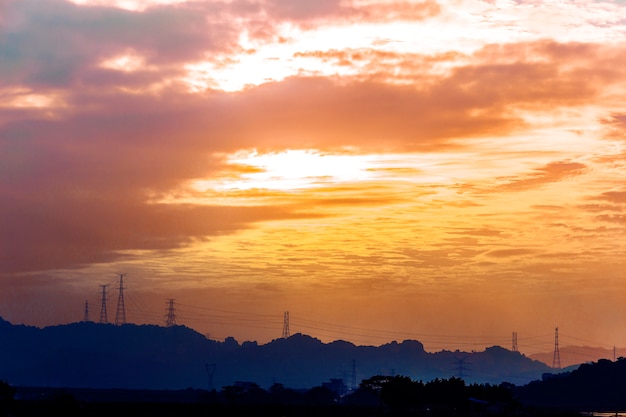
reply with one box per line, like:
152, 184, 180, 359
0, 380, 15, 417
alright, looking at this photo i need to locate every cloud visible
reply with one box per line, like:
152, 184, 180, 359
1, 0, 625, 284
530, 205, 564, 211
578, 189, 626, 218
0, 35, 619, 275
496, 161, 587, 192
0, 197, 321, 274
0, 0, 238, 87
259, 0, 351, 21
228, 0, 440, 26
595, 214, 625, 224
446, 227, 503, 237
195, 77, 521, 149
597, 190, 626, 204
484, 248, 538, 258
2, 72, 526, 153
608, 113, 626, 130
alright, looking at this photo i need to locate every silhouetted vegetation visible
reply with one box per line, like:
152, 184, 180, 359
0, 380, 15, 417
356, 375, 520, 415
3, 376, 523, 416
3, 368, 617, 417
515, 357, 626, 411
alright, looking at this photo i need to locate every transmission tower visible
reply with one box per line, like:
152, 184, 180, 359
83, 300, 90, 322
115, 273, 127, 326
552, 327, 561, 369
512, 331, 518, 352
351, 359, 357, 390
452, 356, 471, 380
206, 363, 216, 391
99, 284, 108, 324
282, 311, 290, 338
165, 299, 177, 327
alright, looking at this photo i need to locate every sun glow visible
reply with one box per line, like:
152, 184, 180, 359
182, 13, 499, 93
188, 149, 478, 197
0, 87, 66, 110
158, 134, 618, 208
179, 0, 626, 93
99, 52, 149, 72
193, 150, 379, 192
67, 0, 187, 11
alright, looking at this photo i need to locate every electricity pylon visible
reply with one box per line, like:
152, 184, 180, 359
552, 327, 561, 369
114, 273, 127, 326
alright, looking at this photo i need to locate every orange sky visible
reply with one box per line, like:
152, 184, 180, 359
1, 0, 625, 354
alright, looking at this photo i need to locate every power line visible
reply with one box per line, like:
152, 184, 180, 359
293, 316, 509, 342
124, 292, 161, 323
558, 332, 617, 350
290, 319, 509, 349
173, 307, 539, 351
77, 288, 612, 358
153, 304, 555, 353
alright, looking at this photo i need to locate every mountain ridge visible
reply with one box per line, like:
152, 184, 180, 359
0, 317, 552, 390
529, 345, 626, 368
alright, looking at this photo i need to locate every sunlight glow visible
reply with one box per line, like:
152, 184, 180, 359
188, 149, 504, 197
67, 0, 187, 11
178, 0, 626, 93
100, 52, 149, 72
0, 88, 66, 109
193, 150, 378, 192
184, 18, 488, 92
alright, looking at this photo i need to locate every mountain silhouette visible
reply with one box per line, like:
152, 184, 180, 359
515, 358, 626, 411
0, 317, 551, 390
529, 346, 626, 368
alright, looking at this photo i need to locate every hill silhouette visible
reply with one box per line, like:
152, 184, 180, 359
529, 346, 626, 368
0, 317, 551, 390
515, 358, 626, 411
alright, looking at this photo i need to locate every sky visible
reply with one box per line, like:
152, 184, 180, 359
1, 0, 625, 355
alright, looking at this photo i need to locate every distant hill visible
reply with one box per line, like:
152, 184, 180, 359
529, 346, 626, 368
0, 317, 551, 390
515, 358, 626, 411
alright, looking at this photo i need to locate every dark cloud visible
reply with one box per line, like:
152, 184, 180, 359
0, 196, 321, 274
0, 0, 237, 87
0, 0, 440, 93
